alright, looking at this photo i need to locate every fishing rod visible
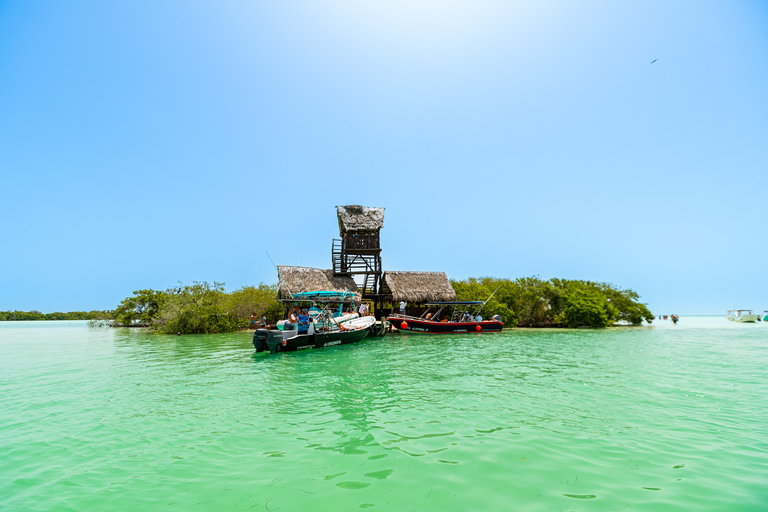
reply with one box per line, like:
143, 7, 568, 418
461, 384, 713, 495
482, 285, 502, 306
473, 285, 502, 316
265, 250, 278, 274
266, 250, 287, 298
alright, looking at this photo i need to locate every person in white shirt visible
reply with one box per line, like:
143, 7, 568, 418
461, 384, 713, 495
287, 306, 299, 329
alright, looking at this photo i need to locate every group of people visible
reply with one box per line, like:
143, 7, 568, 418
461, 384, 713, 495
287, 306, 311, 334
252, 302, 489, 329
250, 314, 266, 328
659, 314, 679, 324
422, 311, 478, 323
251, 301, 376, 334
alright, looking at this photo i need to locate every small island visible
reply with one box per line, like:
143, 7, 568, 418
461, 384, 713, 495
5, 206, 653, 334
79, 273, 652, 334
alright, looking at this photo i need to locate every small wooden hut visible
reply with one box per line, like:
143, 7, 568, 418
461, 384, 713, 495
332, 205, 385, 313
277, 266, 361, 301
381, 271, 456, 315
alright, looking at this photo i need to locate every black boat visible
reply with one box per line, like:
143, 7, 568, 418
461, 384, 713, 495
253, 290, 373, 353
253, 325, 370, 353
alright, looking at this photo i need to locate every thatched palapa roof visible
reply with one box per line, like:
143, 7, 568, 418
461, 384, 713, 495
381, 271, 457, 303
336, 205, 385, 234
277, 266, 360, 300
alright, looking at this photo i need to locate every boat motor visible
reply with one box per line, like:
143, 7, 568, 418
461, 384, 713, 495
266, 330, 284, 354
252, 329, 269, 352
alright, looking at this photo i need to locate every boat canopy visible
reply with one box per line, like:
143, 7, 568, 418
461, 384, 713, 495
285, 290, 357, 303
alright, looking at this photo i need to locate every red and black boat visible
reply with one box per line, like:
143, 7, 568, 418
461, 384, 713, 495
388, 301, 503, 334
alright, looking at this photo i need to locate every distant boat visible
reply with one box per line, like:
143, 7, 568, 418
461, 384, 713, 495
726, 310, 760, 323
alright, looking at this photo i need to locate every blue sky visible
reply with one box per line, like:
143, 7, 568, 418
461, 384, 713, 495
1, 1, 766, 315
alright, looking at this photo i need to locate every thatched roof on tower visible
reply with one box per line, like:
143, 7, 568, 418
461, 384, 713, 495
336, 205, 385, 234
381, 271, 457, 303
277, 266, 360, 300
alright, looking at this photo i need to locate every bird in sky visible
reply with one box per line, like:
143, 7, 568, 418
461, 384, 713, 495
651, 59, 658, 64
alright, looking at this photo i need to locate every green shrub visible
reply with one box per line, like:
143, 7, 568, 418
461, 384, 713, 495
557, 289, 610, 328
452, 276, 652, 328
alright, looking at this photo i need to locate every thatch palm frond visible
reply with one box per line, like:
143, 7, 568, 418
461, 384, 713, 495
382, 271, 456, 303
336, 205, 385, 234
276, 266, 360, 300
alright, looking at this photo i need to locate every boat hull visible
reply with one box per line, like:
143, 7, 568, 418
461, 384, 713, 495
387, 316, 503, 334
254, 327, 370, 353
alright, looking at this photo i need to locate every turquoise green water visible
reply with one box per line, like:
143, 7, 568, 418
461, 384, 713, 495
1, 318, 766, 511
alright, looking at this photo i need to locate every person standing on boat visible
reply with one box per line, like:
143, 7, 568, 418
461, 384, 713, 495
359, 301, 366, 317
285, 306, 299, 330
297, 308, 310, 334
399, 300, 406, 315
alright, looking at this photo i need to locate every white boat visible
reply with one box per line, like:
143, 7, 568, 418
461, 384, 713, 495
314, 311, 360, 329
726, 310, 760, 323
341, 315, 376, 331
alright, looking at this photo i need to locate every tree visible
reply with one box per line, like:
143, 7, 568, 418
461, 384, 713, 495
224, 283, 282, 325
557, 287, 610, 328
112, 289, 165, 327
152, 281, 243, 334
451, 276, 653, 328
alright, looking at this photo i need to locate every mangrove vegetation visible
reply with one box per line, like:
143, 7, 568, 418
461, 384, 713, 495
7, 277, 652, 333
81, 275, 653, 334
451, 276, 654, 328
90, 282, 283, 334
0, 310, 108, 321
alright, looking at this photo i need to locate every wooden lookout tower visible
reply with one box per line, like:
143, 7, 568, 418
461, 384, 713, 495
332, 205, 384, 314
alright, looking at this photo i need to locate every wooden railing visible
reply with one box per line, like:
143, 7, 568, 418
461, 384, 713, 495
341, 233, 380, 251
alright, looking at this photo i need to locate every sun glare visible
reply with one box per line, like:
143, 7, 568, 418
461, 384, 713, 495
302, 0, 547, 56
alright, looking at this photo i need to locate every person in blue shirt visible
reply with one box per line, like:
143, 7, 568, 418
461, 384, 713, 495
297, 308, 310, 334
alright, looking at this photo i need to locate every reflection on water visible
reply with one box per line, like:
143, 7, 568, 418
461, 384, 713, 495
1, 318, 766, 511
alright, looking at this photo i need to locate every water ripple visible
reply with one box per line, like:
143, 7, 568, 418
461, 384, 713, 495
1, 319, 767, 511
